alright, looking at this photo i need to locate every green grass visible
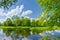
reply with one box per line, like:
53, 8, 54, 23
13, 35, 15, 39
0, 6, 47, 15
0, 26, 60, 33
0, 26, 49, 28
0, 26, 60, 30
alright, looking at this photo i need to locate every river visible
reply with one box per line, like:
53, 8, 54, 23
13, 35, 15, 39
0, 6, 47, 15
0, 28, 60, 40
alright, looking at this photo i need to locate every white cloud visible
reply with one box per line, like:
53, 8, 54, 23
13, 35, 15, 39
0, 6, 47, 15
6, 5, 24, 18
23, 16, 38, 22
24, 16, 30, 19
0, 9, 6, 16
0, 5, 33, 22
0, 5, 24, 17
21, 10, 32, 16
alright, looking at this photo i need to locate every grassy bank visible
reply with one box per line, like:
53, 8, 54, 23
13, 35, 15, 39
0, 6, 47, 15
0, 26, 60, 30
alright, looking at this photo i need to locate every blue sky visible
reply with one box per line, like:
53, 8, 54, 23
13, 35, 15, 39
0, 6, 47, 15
10, 0, 42, 18
0, 0, 42, 22
19, 0, 42, 18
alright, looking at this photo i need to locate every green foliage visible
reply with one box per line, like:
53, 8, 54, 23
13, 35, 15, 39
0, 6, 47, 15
35, 20, 40, 27
37, 0, 60, 11
22, 17, 31, 26
3, 18, 13, 26
12, 15, 20, 26
1, 15, 31, 27
37, 0, 60, 26
1, 15, 60, 27
31, 20, 36, 27
0, 0, 17, 8
3, 28, 30, 37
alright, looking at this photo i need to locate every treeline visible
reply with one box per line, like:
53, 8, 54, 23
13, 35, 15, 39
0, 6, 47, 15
0, 15, 60, 27
0, 15, 41, 27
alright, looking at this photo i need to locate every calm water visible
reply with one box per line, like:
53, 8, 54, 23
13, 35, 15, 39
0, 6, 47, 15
0, 28, 60, 40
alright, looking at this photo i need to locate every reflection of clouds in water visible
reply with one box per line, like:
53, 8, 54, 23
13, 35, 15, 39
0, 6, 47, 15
0, 36, 12, 40
22, 37, 29, 40
0, 29, 12, 40
39, 30, 60, 37
0, 29, 3, 34
4, 36, 12, 40
0, 29, 6, 38
30, 31, 33, 35
0, 29, 60, 40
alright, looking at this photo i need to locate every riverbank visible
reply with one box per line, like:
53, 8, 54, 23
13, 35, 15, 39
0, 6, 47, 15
0, 26, 60, 30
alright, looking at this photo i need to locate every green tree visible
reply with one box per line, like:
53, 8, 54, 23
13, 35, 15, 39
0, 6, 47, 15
22, 17, 31, 26
12, 15, 20, 26
37, 0, 60, 26
37, 0, 60, 11
35, 20, 40, 27
31, 20, 36, 27
3, 18, 13, 26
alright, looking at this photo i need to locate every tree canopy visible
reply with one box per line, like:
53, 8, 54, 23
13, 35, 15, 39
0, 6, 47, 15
0, 0, 17, 8
37, 0, 60, 26
37, 0, 60, 11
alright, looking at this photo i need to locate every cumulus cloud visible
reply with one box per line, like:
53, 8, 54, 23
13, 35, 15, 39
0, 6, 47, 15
0, 5, 32, 22
23, 16, 30, 19
0, 9, 6, 16
0, 5, 24, 17
21, 10, 32, 16
6, 5, 24, 18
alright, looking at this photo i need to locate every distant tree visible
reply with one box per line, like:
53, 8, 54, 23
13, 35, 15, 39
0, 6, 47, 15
22, 17, 31, 26
0, 22, 2, 26
35, 20, 42, 27
12, 15, 20, 26
35, 20, 39, 26
3, 18, 13, 26
31, 20, 36, 27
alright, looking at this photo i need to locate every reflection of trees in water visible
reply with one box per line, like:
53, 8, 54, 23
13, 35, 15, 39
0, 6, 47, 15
2, 28, 60, 40
3, 28, 43, 37
2, 28, 47, 40
2, 28, 31, 40
40, 35, 60, 40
